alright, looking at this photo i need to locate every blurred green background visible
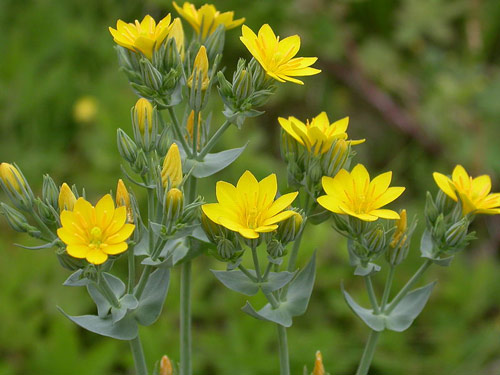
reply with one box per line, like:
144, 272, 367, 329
1, 0, 500, 374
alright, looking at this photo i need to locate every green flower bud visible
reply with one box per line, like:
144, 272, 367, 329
217, 237, 237, 261
217, 71, 233, 99
56, 248, 86, 271
306, 157, 323, 189
204, 24, 225, 59
435, 189, 456, 216
0, 163, 34, 210
201, 212, 224, 243
425, 192, 439, 226
431, 214, 446, 241
133, 149, 148, 175
0, 203, 30, 232
233, 68, 253, 102
331, 213, 350, 233
276, 211, 303, 245
322, 139, 350, 177
281, 130, 299, 162
42, 174, 59, 209
266, 239, 286, 258
248, 58, 267, 90
35, 199, 55, 222
445, 217, 469, 248
116, 45, 140, 72
364, 226, 386, 255
164, 188, 184, 224
348, 216, 368, 236
140, 58, 163, 92
117, 129, 138, 164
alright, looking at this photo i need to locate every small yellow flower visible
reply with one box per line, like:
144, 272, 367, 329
162, 143, 183, 188
169, 17, 185, 59
187, 46, 210, 90
313, 350, 325, 375
240, 24, 321, 85
390, 209, 407, 248
279, 112, 364, 155
173, 2, 245, 39
0, 163, 25, 194
109, 14, 173, 59
202, 171, 298, 239
160, 355, 173, 375
57, 195, 135, 265
58, 183, 77, 212
186, 110, 201, 150
433, 165, 500, 215
318, 164, 405, 222
116, 179, 133, 223
134, 98, 154, 135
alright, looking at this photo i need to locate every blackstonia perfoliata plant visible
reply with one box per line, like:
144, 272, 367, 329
0, 2, 499, 375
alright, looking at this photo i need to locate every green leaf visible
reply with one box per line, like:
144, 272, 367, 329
354, 263, 381, 276
111, 294, 139, 324
63, 269, 89, 287
385, 281, 436, 332
87, 284, 111, 319
241, 301, 293, 327
420, 229, 454, 266
184, 144, 247, 178
211, 270, 259, 296
342, 285, 385, 331
260, 271, 296, 294
135, 267, 170, 326
57, 307, 138, 340
103, 273, 126, 299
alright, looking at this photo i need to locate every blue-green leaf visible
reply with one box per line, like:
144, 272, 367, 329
57, 307, 138, 340
260, 271, 296, 294
342, 285, 385, 331
354, 263, 381, 276
103, 273, 126, 299
87, 284, 111, 319
63, 269, 89, 287
184, 144, 247, 178
135, 267, 170, 326
111, 294, 139, 324
211, 270, 259, 296
241, 301, 293, 327
385, 281, 436, 332
420, 230, 454, 266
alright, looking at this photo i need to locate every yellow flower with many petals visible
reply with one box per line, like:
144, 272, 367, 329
109, 14, 173, 59
202, 171, 298, 239
57, 195, 135, 265
173, 2, 245, 39
279, 112, 364, 155
318, 164, 405, 222
433, 165, 500, 215
240, 24, 321, 85
187, 46, 210, 90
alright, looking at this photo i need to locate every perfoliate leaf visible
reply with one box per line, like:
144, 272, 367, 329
354, 262, 381, 276
260, 271, 297, 294
57, 307, 138, 340
135, 267, 170, 326
241, 301, 293, 327
87, 284, 112, 319
63, 269, 89, 287
183, 144, 247, 178
102, 273, 126, 299
342, 285, 385, 331
211, 270, 259, 296
111, 294, 139, 324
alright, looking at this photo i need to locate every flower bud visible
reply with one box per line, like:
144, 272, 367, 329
248, 58, 267, 90
435, 189, 456, 216
312, 351, 325, 375
233, 68, 253, 101
445, 217, 469, 247
0, 162, 26, 195
140, 59, 163, 92
425, 192, 439, 227
160, 355, 173, 375
133, 98, 154, 136
58, 183, 76, 212
164, 188, 184, 224
306, 157, 323, 188
188, 46, 210, 90
0, 203, 30, 232
217, 237, 238, 261
204, 24, 225, 59
162, 143, 183, 188
42, 174, 59, 209
217, 71, 233, 98
276, 211, 303, 245
348, 216, 367, 236
331, 213, 350, 233
133, 149, 149, 175
186, 110, 202, 151
387, 210, 413, 266
390, 209, 407, 248
116, 179, 133, 223
201, 212, 225, 243
431, 214, 446, 240
322, 139, 349, 177
365, 225, 386, 255
117, 129, 138, 164
266, 239, 286, 258
56, 248, 86, 271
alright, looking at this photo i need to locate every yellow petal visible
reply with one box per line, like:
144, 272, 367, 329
254, 224, 279, 233
104, 242, 128, 255
216, 180, 239, 206
66, 244, 90, 258
263, 210, 295, 225
106, 223, 135, 244
452, 165, 471, 191
369, 171, 392, 200
433, 172, 457, 201
86, 249, 108, 265
266, 192, 298, 218
372, 187, 405, 209
95, 194, 115, 230
236, 170, 259, 206
317, 195, 343, 214
257, 174, 277, 209
471, 175, 491, 198
371, 209, 400, 220
237, 227, 259, 239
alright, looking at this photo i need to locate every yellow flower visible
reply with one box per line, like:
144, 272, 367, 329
240, 24, 321, 85
109, 14, 173, 59
186, 110, 201, 150
116, 179, 133, 223
169, 17, 185, 59
57, 195, 135, 265
433, 165, 500, 215
279, 112, 364, 155
58, 183, 77, 212
0, 163, 25, 194
313, 350, 325, 375
134, 98, 154, 135
162, 143, 183, 188
173, 2, 245, 39
318, 164, 405, 222
187, 46, 210, 90
202, 170, 298, 239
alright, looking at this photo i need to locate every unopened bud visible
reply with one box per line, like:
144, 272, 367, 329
445, 217, 469, 247
331, 213, 350, 233
187, 46, 209, 90
186, 110, 202, 150
435, 189, 456, 216
42, 174, 59, 209
387, 210, 412, 266
164, 188, 184, 224
0, 203, 30, 232
233, 69, 252, 101
217, 71, 233, 98
159, 355, 173, 375
56, 248, 86, 271
322, 139, 349, 177
348, 216, 367, 236
116, 179, 133, 223
281, 130, 299, 162
0, 163, 25, 195
312, 350, 325, 375
140, 59, 163, 92
266, 239, 286, 258
117, 129, 138, 164
390, 209, 407, 248
365, 226, 386, 255
161, 143, 183, 188
133, 98, 153, 136
431, 214, 446, 240
58, 183, 76, 212
425, 192, 440, 226
204, 24, 225, 59
276, 211, 303, 244
201, 212, 224, 243
217, 237, 238, 261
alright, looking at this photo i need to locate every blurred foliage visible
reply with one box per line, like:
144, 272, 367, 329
0, 0, 499, 374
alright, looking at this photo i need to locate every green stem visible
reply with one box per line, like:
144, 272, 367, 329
262, 262, 273, 281
276, 324, 290, 375
168, 107, 192, 156
180, 261, 192, 375
385, 259, 432, 314
31, 209, 56, 241
198, 120, 231, 159
129, 335, 148, 375
364, 275, 380, 314
355, 330, 380, 375
127, 244, 136, 294
250, 245, 262, 282
286, 193, 311, 273
134, 265, 152, 299
97, 272, 121, 308
238, 264, 258, 282
380, 266, 395, 311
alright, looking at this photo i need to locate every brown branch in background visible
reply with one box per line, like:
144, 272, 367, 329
322, 59, 442, 156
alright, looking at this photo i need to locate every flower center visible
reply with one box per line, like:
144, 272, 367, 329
246, 207, 260, 229
89, 226, 103, 248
